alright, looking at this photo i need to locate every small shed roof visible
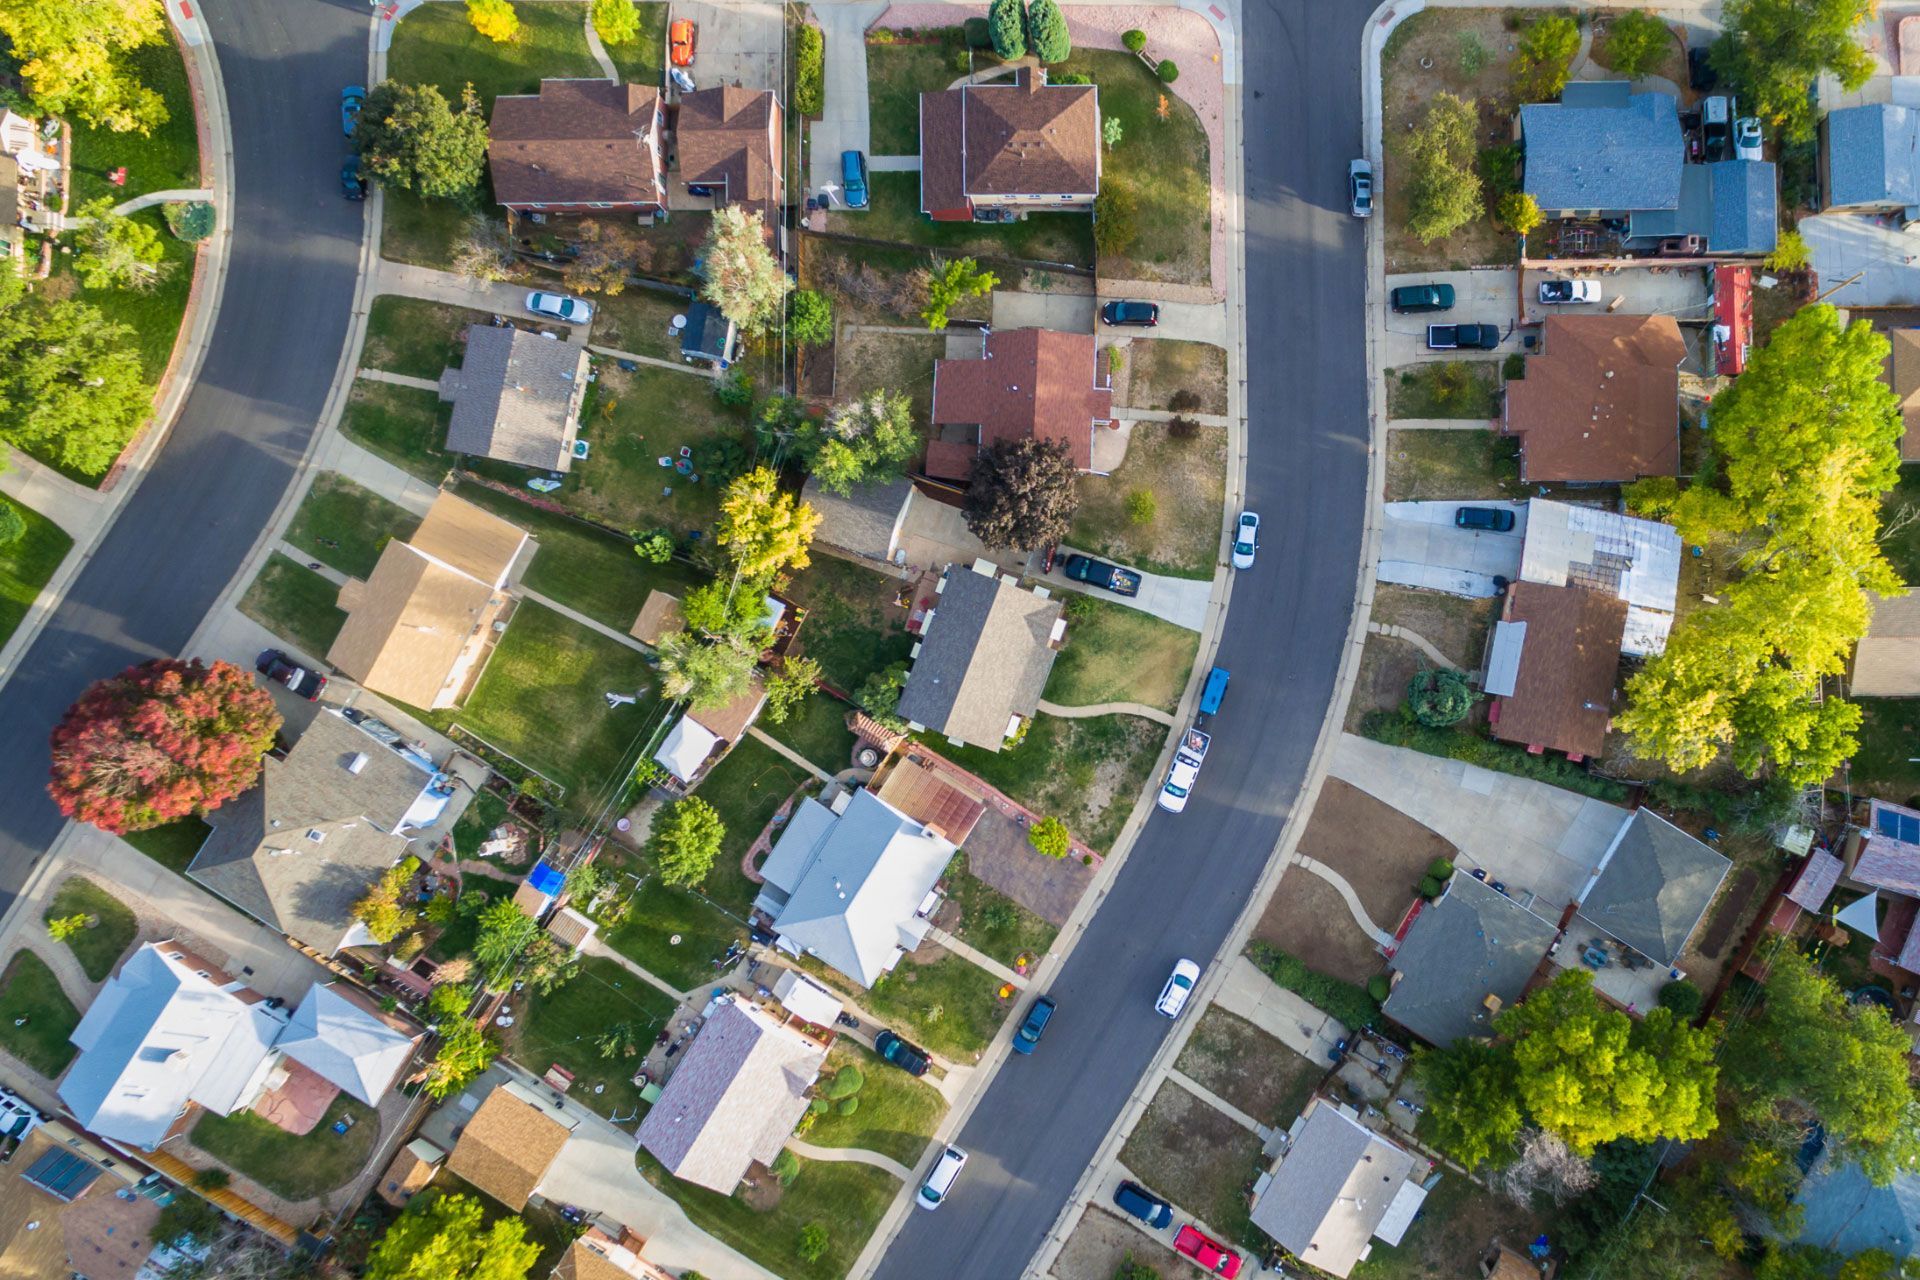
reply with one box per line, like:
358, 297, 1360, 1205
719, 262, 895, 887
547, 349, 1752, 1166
655, 715, 721, 783
630, 591, 684, 646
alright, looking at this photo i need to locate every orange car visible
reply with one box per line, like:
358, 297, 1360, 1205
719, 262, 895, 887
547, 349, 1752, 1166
670, 19, 696, 67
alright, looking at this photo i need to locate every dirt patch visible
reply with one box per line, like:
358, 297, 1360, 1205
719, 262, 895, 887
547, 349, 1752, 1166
1347, 586, 1498, 730
1174, 1007, 1330, 1127
739, 1174, 783, 1212
832, 327, 946, 425
1120, 338, 1228, 415
1052, 1206, 1185, 1280
1697, 868, 1760, 959
1118, 1080, 1264, 1245
1069, 420, 1227, 579
1251, 871, 1391, 985
1295, 778, 1459, 926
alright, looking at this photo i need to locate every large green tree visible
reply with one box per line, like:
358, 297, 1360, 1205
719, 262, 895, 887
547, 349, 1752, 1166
1402, 94, 1483, 246
803, 389, 920, 495
75, 202, 170, 292
354, 81, 490, 199
1413, 1039, 1524, 1168
718, 466, 820, 579
420, 1014, 497, 1099
1712, 0, 1875, 143
0, 299, 153, 477
699, 206, 791, 333
648, 796, 726, 887
656, 629, 758, 711
987, 0, 1027, 59
1602, 11, 1674, 78
0, 0, 170, 133
1025, 0, 1071, 63
963, 437, 1079, 550
1512, 15, 1581, 100
365, 1193, 538, 1280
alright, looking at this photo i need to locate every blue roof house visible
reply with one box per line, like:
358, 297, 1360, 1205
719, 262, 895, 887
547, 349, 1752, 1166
1521, 82, 1684, 217
1822, 104, 1920, 214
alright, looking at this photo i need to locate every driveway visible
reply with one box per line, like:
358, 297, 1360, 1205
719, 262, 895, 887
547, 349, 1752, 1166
673, 0, 786, 94
1034, 547, 1211, 632
1381, 266, 1716, 367
992, 288, 1097, 333
1803, 212, 1920, 308
807, 3, 888, 202
1376, 499, 1527, 597
1380, 268, 1516, 366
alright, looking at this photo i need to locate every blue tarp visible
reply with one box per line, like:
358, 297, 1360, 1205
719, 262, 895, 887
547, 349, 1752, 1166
526, 860, 565, 897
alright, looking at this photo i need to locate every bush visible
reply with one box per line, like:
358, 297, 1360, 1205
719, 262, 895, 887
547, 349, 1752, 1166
1029, 815, 1071, 859
164, 201, 215, 243
1157, 59, 1179, 83
192, 1168, 231, 1191
1658, 979, 1704, 1019
770, 1149, 801, 1185
1367, 974, 1391, 1003
788, 288, 833, 347
1050, 71, 1091, 85
1418, 875, 1443, 899
715, 367, 753, 408
1477, 143, 1522, 199
794, 24, 825, 116
835, 1095, 860, 1116
1765, 229, 1810, 273
0, 500, 23, 548
632, 529, 673, 564
1245, 941, 1379, 1029
1125, 489, 1157, 525
951, 46, 972, 73
824, 1065, 865, 1099
798, 1225, 829, 1264
591, 0, 641, 45
1427, 856, 1456, 881
1502, 352, 1526, 380
465, 0, 519, 43
1167, 415, 1200, 440
1497, 191, 1543, 237
1123, 28, 1147, 53
1602, 10, 1670, 79
868, 27, 895, 44
1359, 710, 1633, 802
1407, 668, 1477, 727
964, 16, 991, 48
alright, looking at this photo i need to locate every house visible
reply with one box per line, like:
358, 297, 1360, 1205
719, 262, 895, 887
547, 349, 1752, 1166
1518, 500, 1681, 657
1621, 159, 1779, 255
1521, 84, 1683, 220
804, 475, 917, 568
752, 788, 957, 988
1485, 582, 1626, 760
919, 69, 1099, 220
897, 561, 1065, 750
1, 1126, 168, 1280
488, 79, 665, 216
652, 676, 768, 786
445, 1082, 575, 1211
1502, 315, 1688, 484
1820, 104, 1920, 215
1879, 328, 1920, 462
680, 301, 736, 369
870, 750, 989, 847
553, 1222, 674, 1280
926, 328, 1115, 482
634, 998, 826, 1193
674, 87, 784, 232
1249, 1098, 1431, 1278
1383, 874, 1560, 1046
1848, 799, 1920, 899
438, 325, 590, 472
1567, 809, 1730, 1006
274, 982, 422, 1106
327, 491, 530, 710
1854, 594, 1920, 696
190, 708, 461, 956
375, 1137, 446, 1208
1793, 1151, 1920, 1265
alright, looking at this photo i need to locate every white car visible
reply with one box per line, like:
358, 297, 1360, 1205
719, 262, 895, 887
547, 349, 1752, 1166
1538, 279, 1601, 304
1231, 511, 1260, 570
1348, 158, 1373, 218
1156, 959, 1201, 1018
525, 290, 594, 324
1734, 116, 1762, 161
916, 1146, 968, 1210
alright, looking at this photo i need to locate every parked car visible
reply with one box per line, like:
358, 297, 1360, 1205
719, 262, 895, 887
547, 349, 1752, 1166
341, 85, 365, 137
1455, 505, 1516, 532
1348, 157, 1373, 217
840, 149, 869, 209
1389, 283, 1455, 314
1734, 116, 1762, 161
1538, 279, 1601, 304
1174, 1225, 1242, 1277
1426, 323, 1500, 350
670, 66, 696, 95
1062, 553, 1142, 597
875, 1030, 931, 1077
1011, 996, 1056, 1055
1112, 1180, 1174, 1229
670, 18, 697, 66
255, 649, 327, 701
1155, 958, 1201, 1018
1687, 47, 1717, 91
1702, 94, 1733, 160
1156, 728, 1209, 814
1230, 511, 1260, 569
525, 291, 594, 324
340, 156, 365, 202
1198, 666, 1230, 717
1100, 300, 1160, 327
916, 1146, 968, 1210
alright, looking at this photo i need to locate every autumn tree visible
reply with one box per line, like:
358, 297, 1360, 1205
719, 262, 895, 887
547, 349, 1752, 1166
366, 1192, 538, 1280
922, 256, 998, 330
1413, 1039, 1525, 1169
1511, 15, 1581, 100
421, 1015, 497, 1098
963, 438, 1079, 550
1713, 0, 1875, 143
0, 0, 170, 133
47, 659, 281, 834
656, 629, 758, 711
648, 797, 726, 887
465, 0, 520, 43
700, 206, 791, 334
75, 202, 170, 291
803, 389, 920, 495
451, 214, 525, 283
354, 81, 490, 199
1403, 94, 1483, 245
1026, 0, 1071, 63
590, 0, 641, 45
718, 466, 820, 579
988, 0, 1027, 59
788, 288, 833, 346
0, 299, 153, 477
764, 655, 823, 725
1498, 191, 1543, 237
352, 856, 423, 945
1601, 11, 1672, 78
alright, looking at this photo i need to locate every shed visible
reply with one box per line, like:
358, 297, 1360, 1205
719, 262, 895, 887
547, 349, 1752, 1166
772, 970, 843, 1027
681, 303, 735, 368
654, 715, 721, 784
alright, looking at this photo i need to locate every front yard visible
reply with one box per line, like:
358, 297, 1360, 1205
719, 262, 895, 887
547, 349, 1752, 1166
511, 956, 678, 1122
238, 553, 346, 658
123, 817, 211, 874
43, 877, 138, 982
380, 188, 473, 271
941, 852, 1059, 969
1345, 584, 1497, 731
1118, 1079, 1264, 1247
284, 473, 421, 580
363, 297, 496, 381
598, 874, 747, 992
68, 40, 200, 205
1174, 1007, 1324, 1129
802, 1039, 947, 1168
1119, 339, 1228, 415
0, 499, 73, 650
827, 172, 1095, 268
825, 947, 1009, 1063
1045, 593, 1198, 715
0, 951, 80, 1077
783, 556, 912, 696
338, 381, 457, 486
386, 1, 600, 109
1069, 421, 1226, 579
934, 713, 1163, 854
1351, 1170, 1549, 1280
1382, 427, 1524, 502
189, 1093, 379, 1201
1385, 362, 1503, 420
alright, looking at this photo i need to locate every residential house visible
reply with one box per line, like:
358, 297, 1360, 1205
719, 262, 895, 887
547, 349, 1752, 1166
919, 69, 1099, 220
553, 1222, 674, 1280
635, 999, 826, 1193
1842, 800, 1920, 986
652, 675, 768, 787
375, 1137, 446, 1208
1518, 499, 1682, 656
0, 1125, 171, 1280
488, 79, 666, 216
438, 325, 590, 472
1502, 314, 1688, 484
1249, 1098, 1431, 1278
897, 560, 1066, 751
753, 788, 957, 988
1881, 329, 1920, 463
1792, 1150, 1920, 1265
190, 708, 461, 956
1484, 582, 1626, 760
274, 982, 422, 1106
445, 1082, 576, 1211
1854, 593, 1920, 696
674, 87, 784, 234
1563, 809, 1729, 1009
1383, 874, 1560, 1046
1820, 104, 1920, 216
925, 328, 1115, 483
327, 491, 530, 711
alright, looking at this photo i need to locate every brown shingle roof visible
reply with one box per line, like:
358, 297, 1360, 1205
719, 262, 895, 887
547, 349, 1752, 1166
930, 328, 1113, 474
488, 79, 663, 208
1854, 592, 1920, 696
553, 1230, 673, 1280
919, 73, 1100, 213
1490, 582, 1626, 758
689, 674, 766, 743
629, 590, 684, 646
873, 752, 987, 845
440, 326, 589, 471
1503, 314, 1687, 482
1883, 328, 1920, 462
675, 87, 782, 212
446, 1085, 573, 1210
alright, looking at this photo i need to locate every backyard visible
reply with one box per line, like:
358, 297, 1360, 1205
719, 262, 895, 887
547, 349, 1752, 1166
803, 1039, 947, 1168
783, 556, 912, 696
284, 473, 421, 580
1045, 593, 1197, 715
828, 328, 945, 426
1852, 700, 1920, 803
511, 956, 678, 1122
848, 947, 1010, 1063
42, 877, 138, 983
1382, 427, 1524, 502
189, 1093, 379, 1201
589, 286, 693, 361
598, 873, 748, 992
362, 297, 495, 381
1351, 1171, 1549, 1280
338, 381, 457, 486
695, 737, 816, 913
799, 237, 990, 328
1118, 1080, 1265, 1248
0, 951, 80, 1077
941, 853, 1058, 969
761, 692, 858, 775
1069, 421, 1226, 579
1120, 339, 1228, 415
386, 1, 600, 108
828, 172, 1095, 268
933, 712, 1163, 853
0, 500, 73, 649
238, 553, 346, 658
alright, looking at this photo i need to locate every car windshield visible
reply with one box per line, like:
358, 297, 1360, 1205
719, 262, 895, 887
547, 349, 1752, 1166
1173, 975, 1192, 990
922, 1186, 942, 1204
1235, 539, 1253, 553
1165, 782, 1189, 797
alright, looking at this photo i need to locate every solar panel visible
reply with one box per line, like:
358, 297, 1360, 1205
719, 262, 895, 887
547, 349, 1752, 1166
21, 1148, 102, 1201
1876, 807, 1920, 844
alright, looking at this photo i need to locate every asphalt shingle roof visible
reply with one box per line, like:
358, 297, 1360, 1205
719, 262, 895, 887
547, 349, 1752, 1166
1250, 1102, 1427, 1278
487, 79, 663, 208
1577, 809, 1730, 966
1521, 87, 1682, 212
1825, 104, 1920, 209
276, 984, 419, 1105
1384, 874, 1559, 1047
919, 71, 1099, 213
804, 475, 913, 562
439, 325, 587, 471
897, 565, 1062, 748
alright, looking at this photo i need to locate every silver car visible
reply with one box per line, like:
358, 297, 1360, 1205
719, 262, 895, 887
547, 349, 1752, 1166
1231, 511, 1260, 570
1349, 158, 1373, 218
525, 290, 594, 324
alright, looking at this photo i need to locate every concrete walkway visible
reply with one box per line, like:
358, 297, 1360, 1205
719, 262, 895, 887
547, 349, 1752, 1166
1210, 953, 1348, 1066
807, 4, 889, 204
582, 7, 618, 81
1389, 417, 1494, 432
1032, 546, 1210, 631
869, 156, 921, 172
1036, 698, 1176, 727
788, 1138, 914, 1182
1365, 620, 1457, 671
746, 725, 835, 783
356, 368, 440, 392
585, 343, 717, 379
1294, 856, 1395, 948
0, 453, 112, 540
1115, 406, 1232, 429
581, 934, 693, 1004
311, 431, 444, 516
925, 926, 1027, 989
521, 586, 653, 657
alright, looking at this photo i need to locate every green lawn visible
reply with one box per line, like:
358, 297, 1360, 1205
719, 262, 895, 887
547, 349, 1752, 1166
65, 212, 198, 382
238, 553, 347, 657
1045, 594, 1197, 714
929, 713, 1163, 853
68, 41, 200, 205
941, 853, 1058, 969
387, 2, 601, 110
189, 1093, 379, 1200
0, 951, 81, 1077
338, 381, 457, 486
451, 788, 513, 857
1385, 362, 1503, 420
364, 296, 495, 380
0, 498, 73, 650
1852, 700, 1920, 805
603, 2, 670, 87
600, 876, 747, 992
514, 956, 678, 1122
804, 1039, 946, 1168
828, 172, 1094, 267
695, 738, 815, 912
850, 952, 1010, 1063
123, 817, 211, 874
589, 287, 690, 360
635, 1146, 898, 1280
380, 187, 475, 271
762, 693, 858, 775
865, 42, 966, 155
426, 896, 487, 962
1383, 427, 1524, 502
43, 877, 138, 982
783, 556, 912, 696
285, 473, 422, 580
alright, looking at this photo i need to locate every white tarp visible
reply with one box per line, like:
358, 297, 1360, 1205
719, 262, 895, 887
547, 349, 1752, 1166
654, 715, 720, 783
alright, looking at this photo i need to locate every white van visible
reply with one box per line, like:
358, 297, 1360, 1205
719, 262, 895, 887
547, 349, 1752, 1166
916, 1146, 969, 1210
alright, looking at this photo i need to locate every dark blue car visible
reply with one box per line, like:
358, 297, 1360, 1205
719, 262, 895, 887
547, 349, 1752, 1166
1012, 996, 1056, 1055
1113, 1180, 1174, 1229
841, 150, 868, 209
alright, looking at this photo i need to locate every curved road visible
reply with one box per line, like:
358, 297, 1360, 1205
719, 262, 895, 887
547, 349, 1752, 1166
0, 0, 367, 905
873, 0, 1374, 1274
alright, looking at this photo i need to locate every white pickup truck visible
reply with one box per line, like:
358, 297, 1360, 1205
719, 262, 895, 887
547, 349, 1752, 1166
1156, 728, 1211, 814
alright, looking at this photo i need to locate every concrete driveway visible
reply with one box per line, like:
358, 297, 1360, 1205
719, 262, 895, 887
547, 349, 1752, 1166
1376, 499, 1526, 597
1033, 547, 1211, 631
1381, 266, 1715, 367
1518, 264, 1711, 327
1109, 299, 1226, 346
806, 2, 887, 202
993, 288, 1097, 333
1804, 212, 1920, 308
674, 0, 785, 93
1380, 268, 1516, 366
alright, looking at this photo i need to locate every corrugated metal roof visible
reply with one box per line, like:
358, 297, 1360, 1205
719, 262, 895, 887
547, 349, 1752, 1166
1485, 620, 1526, 697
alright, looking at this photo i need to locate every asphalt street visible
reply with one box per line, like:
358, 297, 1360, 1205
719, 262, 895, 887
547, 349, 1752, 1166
872, 0, 1374, 1273
0, 0, 366, 908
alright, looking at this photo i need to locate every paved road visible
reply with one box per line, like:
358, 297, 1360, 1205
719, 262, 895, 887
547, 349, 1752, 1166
0, 1, 366, 908
872, 1, 1374, 1275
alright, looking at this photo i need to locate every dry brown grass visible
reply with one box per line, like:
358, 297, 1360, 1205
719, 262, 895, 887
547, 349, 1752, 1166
1120, 338, 1228, 415
831, 328, 946, 423
1069, 422, 1226, 579
1345, 585, 1498, 729
1174, 1007, 1328, 1127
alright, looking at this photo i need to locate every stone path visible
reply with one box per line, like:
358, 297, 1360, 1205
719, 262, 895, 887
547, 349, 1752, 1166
925, 926, 1026, 989
746, 726, 835, 783
1036, 698, 1175, 728
356, 368, 440, 392
1365, 620, 1457, 671
787, 1138, 914, 1182
1293, 856, 1396, 948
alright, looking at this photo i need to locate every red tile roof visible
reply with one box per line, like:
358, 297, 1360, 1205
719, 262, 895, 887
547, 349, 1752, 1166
488, 80, 663, 209
929, 328, 1112, 476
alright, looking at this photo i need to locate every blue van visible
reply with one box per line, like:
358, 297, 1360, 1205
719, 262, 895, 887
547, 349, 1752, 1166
1112, 1180, 1174, 1229
1198, 667, 1230, 716
841, 150, 869, 209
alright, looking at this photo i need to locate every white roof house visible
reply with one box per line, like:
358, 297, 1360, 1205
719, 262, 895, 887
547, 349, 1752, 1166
276, 983, 420, 1105
653, 715, 721, 784
1518, 500, 1681, 656
771, 970, 844, 1026
1250, 1099, 1430, 1277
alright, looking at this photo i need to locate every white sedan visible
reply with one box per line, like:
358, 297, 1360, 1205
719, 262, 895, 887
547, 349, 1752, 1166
1156, 959, 1201, 1018
525, 290, 594, 324
1231, 511, 1260, 569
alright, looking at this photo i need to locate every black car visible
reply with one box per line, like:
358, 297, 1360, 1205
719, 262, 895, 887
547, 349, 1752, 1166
1113, 1180, 1174, 1229
1455, 506, 1516, 532
1389, 283, 1455, 314
1426, 323, 1501, 350
874, 1030, 931, 1077
341, 156, 365, 202
1100, 300, 1159, 327
1062, 553, 1142, 597
255, 649, 328, 701
1688, 47, 1717, 91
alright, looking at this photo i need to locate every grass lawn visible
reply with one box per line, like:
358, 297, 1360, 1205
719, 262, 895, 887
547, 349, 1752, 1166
284, 473, 422, 580
799, 237, 992, 328
68, 41, 200, 205
387, 2, 600, 109
1852, 700, 1920, 804
1119, 1079, 1265, 1247
455, 600, 662, 797
602, 2, 669, 86
1385, 362, 1502, 420
942, 852, 1058, 969
1121, 339, 1228, 416
829, 328, 945, 428
339, 381, 457, 485
1069, 421, 1226, 579
930, 713, 1162, 854
1173, 1007, 1323, 1128
0, 499, 73, 650
379, 187, 475, 271
694, 738, 815, 912
1382, 427, 1525, 502
783, 556, 912, 696
1046, 594, 1197, 714
238, 553, 347, 657
589, 287, 691, 360
636, 1146, 898, 1280
0, 951, 81, 1077
451, 788, 512, 857
804, 1039, 946, 1168
43, 877, 138, 982
600, 876, 746, 992
364, 296, 495, 380
827, 172, 1094, 268
856, 951, 1010, 1062
190, 1093, 378, 1200
513, 956, 678, 1122
123, 817, 211, 874
63, 213, 198, 382
762, 693, 857, 775
865, 42, 966, 155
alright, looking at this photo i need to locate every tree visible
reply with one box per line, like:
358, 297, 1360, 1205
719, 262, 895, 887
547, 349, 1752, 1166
988, 0, 1027, 59
0, 500, 25, 549
352, 857, 423, 945
1026, 0, 1071, 63
518, 933, 579, 996
366, 1192, 538, 1280
47, 659, 280, 834
1494, 1129, 1599, 1206
794, 23, 825, 115
788, 288, 833, 346
804, 389, 920, 495
1602, 11, 1672, 78
0, 0, 169, 134
164, 200, 216, 243
590, 0, 640, 45
1407, 668, 1476, 727
421, 1015, 498, 1099
699, 206, 791, 333
427, 979, 472, 1022
648, 797, 725, 887
718, 466, 820, 579
1765, 228, 1811, 273
1412, 1040, 1525, 1168
472, 896, 541, 975
1498, 191, 1543, 236
451, 214, 525, 283
465, 0, 520, 43
656, 629, 758, 711
963, 438, 1079, 550
824, 1064, 865, 1099
1093, 183, 1138, 256
153, 1195, 224, 1248
75, 201, 170, 291
354, 81, 490, 199
764, 656, 823, 725
0, 299, 153, 477
1028, 816, 1071, 859
922, 257, 998, 331
563, 245, 630, 295
632, 529, 674, 564
855, 662, 911, 733
1512, 15, 1581, 101
1403, 93, 1482, 246
680, 580, 773, 646
598, 1020, 647, 1059
1103, 116, 1124, 151
1114, 1257, 1159, 1280
797, 1224, 829, 1264
1713, 0, 1874, 144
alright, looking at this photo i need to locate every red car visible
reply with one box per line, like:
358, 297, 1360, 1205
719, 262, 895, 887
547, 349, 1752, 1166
670, 19, 696, 67
1173, 1225, 1241, 1278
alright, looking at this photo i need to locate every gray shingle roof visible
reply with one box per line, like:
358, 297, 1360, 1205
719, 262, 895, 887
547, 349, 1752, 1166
1825, 104, 1920, 210
1576, 809, 1729, 966
277, 984, 419, 1105
1794, 1154, 1920, 1262
803, 475, 913, 562
1384, 874, 1559, 1047
440, 326, 587, 470
1707, 160, 1778, 254
897, 566, 1062, 749
1521, 86, 1683, 212
1250, 1101, 1427, 1278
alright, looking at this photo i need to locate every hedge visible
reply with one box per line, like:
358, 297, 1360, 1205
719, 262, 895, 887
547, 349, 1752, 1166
1358, 710, 1633, 803
1245, 941, 1379, 1030
794, 24, 824, 116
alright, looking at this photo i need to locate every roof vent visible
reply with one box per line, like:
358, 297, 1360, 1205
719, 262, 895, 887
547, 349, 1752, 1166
347, 752, 369, 775
305, 829, 326, 844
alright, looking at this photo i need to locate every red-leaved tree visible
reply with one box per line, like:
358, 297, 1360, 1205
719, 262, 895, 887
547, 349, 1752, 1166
48, 658, 282, 834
